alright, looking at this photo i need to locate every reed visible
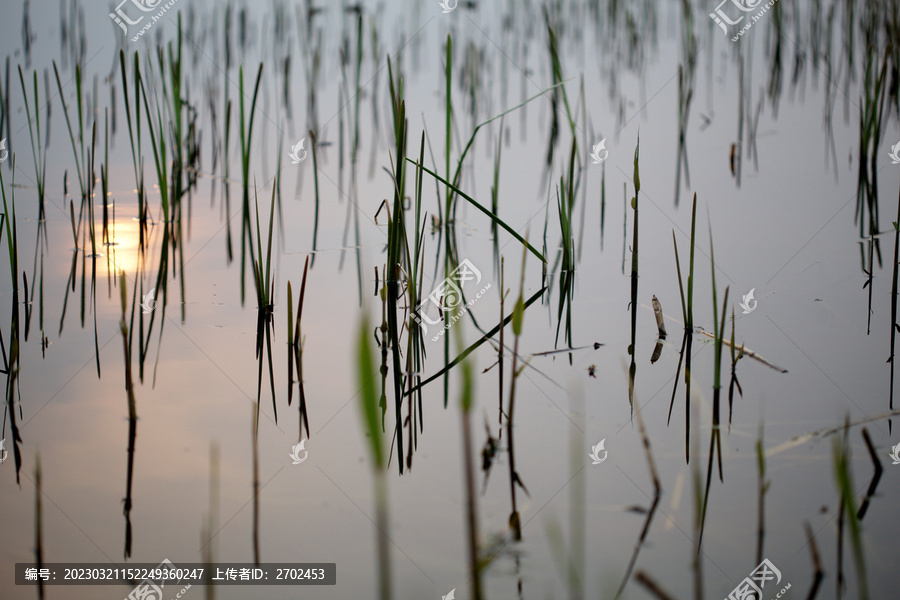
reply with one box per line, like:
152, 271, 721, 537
0, 163, 23, 485
202, 442, 219, 600
160, 14, 187, 224
568, 385, 586, 600
755, 423, 768, 565
0, 57, 7, 145
628, 135, 641, 410
403, 135, 428, 467
691, 383, 703, 600
506, 242, 531, 541
309, 129, 321, 266
491, 116, 503, 273
251, 403, 260, 565
118, 270, 137, 558
239, 63, 264, 304
634, 571, 677, 600
832, 421, 868, 600
856, 428, 882, 520
804, 521, 823, 600
674, 0, 695, 207
356, 314, 391, 600
543, 6, 576, 140
699, 223, 729, 550
669, 194, 697, 461
137, 55, 181, 384
34, 453, 44, 600
651, 295, 665, 364
384, 54, 408, 470
554, 137, 577, 352
890, 177, 900, 434
52, 61, 92, 203
615, 357, 661, 600
287, 255, 311, 439
439, 37, 453, 381
728, 307, 744, 429
17, 66, 47, 221
452, 293, 483, 600
252, 179, 278, 426
53, 57, 101, 377
118, 50, 147, 251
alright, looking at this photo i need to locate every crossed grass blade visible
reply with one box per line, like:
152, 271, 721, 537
405, 285, 547, 397
407, 160, 545, 264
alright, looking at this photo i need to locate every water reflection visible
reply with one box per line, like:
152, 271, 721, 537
2, 0, 900, 598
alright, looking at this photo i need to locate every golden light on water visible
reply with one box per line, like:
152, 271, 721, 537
90, 203, 158, 278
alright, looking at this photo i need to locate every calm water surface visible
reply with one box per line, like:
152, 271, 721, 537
0, 1, 899, 598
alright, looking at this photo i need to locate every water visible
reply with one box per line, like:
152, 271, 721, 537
0, 0, 899, 598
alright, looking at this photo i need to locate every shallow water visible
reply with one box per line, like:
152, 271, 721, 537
1, 1, 899, 599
